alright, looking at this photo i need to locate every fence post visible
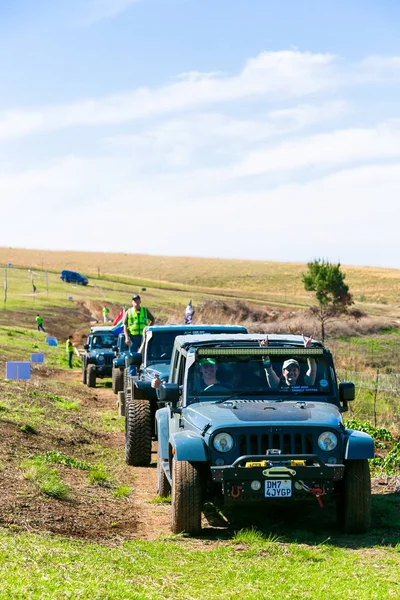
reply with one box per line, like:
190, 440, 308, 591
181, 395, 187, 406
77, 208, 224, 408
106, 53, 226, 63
373, 368, 379, 427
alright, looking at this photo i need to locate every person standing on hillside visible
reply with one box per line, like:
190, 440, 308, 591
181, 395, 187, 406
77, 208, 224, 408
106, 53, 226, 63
184, 300, 194, 324
66, 335, 74, 369
36, 314, 45, 332
102, 306, 110, 323
123, 295, 155, 353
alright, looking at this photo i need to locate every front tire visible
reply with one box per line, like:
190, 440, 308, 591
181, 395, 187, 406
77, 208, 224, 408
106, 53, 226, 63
112, 367, 124, 394
125, 400, 152, 466
171, 459, 202, 535
337, 459, 371, 533
82, 365, 87, 385
157, 454, 171, 498
87, 365, 97, 388
123, 369, 130, 396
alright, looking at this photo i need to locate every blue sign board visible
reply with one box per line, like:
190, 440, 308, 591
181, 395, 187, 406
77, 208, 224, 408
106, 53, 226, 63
31, 353, 45, 363
46, 336, 58, 347
6, 362, 31, 380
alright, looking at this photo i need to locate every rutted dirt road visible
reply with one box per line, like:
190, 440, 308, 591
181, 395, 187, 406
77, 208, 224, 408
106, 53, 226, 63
0, 366, 172, 543
58, 369, 173, 540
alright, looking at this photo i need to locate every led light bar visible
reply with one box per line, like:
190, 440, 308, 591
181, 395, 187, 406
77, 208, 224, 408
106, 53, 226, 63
197, 348, 324, 356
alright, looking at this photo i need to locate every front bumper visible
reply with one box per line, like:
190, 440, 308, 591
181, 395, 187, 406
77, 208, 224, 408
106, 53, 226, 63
94, 365, 112, 377
211, 454, 344, 504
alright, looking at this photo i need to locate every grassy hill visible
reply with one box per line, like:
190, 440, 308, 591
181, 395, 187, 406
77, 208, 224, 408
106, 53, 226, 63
0, 247, 399, 317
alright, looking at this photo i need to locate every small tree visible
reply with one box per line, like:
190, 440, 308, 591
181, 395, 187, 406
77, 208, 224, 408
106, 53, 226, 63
302, 259, 353, 341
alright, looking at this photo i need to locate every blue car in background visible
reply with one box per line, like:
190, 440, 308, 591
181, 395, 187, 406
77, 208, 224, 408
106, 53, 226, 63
60, 270, 88, 285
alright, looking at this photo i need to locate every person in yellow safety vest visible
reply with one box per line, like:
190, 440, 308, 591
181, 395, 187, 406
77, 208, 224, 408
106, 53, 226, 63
66, 335, 74, 369
102, 306, 110, 323
123, 294, 155, 356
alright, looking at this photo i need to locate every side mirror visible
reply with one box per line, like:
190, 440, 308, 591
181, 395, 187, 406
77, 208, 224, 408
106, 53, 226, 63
339, 382, 355, 412
159, 383, 180, 407
83, 343, 89, 350
125, 352, 142, 367
339, 382, 355, 402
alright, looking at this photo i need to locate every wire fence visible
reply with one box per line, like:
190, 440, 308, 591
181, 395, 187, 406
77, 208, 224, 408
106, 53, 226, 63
338, 369, 400, 427
338, 370, 400, 393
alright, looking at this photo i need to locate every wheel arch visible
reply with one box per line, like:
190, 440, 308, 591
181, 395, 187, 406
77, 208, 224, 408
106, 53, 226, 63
344, 430, 375, 460
169, 431, 208, 462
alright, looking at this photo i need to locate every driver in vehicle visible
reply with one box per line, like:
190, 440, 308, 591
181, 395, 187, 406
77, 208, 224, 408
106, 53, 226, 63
92, 337, 102, 349
198, 358, 219, 390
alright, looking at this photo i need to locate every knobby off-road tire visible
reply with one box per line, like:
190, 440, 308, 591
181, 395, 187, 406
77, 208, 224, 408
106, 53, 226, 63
82, 365, 87, 385
123, 369, 130, 396
157, 453, 171, 498
125, 400, 152, 466
171, 459, 202, 535
337, 459, 371, 534
87, 365, 97, 388
112, 367, 124, 394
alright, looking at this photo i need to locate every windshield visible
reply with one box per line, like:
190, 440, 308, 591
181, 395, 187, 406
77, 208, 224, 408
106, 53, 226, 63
187, 353, 335, 402
146, 331, 177, 364
90, 334, 117, 350
146, 328, 239, 364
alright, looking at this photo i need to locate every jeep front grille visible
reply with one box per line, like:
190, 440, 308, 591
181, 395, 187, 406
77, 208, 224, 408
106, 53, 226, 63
102, 355, 113, 366
237, 431, 314, 456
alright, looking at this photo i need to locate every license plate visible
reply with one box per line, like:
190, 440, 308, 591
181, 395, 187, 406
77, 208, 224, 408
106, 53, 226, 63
265, 479, 292, 497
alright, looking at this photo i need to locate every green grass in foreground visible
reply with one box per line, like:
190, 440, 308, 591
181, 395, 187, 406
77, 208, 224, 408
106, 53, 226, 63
0, 529, 399, 599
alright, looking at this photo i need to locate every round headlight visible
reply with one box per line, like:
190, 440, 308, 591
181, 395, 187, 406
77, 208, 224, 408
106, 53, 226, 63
318, 431, 338, 451
251, 480, 261, 491
213, 432, 234, 453
98, 355, 105, 363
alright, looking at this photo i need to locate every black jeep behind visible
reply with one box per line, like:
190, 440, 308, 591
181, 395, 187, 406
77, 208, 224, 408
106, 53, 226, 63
82, 329, 117, 388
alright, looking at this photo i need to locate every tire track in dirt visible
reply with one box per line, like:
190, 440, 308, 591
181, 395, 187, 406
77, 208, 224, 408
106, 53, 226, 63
59, 370, 172, 540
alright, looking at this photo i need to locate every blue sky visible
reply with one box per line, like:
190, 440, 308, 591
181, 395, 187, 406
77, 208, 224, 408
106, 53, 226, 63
1, 0, 400, 268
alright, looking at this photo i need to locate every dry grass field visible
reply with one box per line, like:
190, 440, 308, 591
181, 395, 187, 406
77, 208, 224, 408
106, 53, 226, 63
1, 247, 399, 317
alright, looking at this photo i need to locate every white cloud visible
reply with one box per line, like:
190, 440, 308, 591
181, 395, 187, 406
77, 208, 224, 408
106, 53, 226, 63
103, 102, 346, 171
83, 0, 142, 23
0, 155, 398, 267
2, 50, 400, 268
0, 50, 378, 142
1, 49, 399, 143
0, 51, 339, 140
234, 122, 400, 176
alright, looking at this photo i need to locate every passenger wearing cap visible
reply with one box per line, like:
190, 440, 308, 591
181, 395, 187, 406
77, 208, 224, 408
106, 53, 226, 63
261, 335, 317, 390
197, 358, 230, 393
123, 294, 155, 354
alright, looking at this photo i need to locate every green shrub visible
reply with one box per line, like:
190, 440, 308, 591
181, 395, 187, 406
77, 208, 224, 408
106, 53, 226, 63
371, 441, 400, 476
20, 456, 70, 500
345, 419, 393, 441
20, 424, 37, 435
40, 451, 90, 470
149, 495, 171, 504
112, 485, 132, 499
88, 464, 113, 487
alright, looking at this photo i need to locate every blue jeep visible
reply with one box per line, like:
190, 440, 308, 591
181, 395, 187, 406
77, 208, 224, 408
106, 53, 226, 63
82, 330, 117, 387
60, 270, 88, 285
124, 324, 247, 466
111, 333, 129, 394
156, 333, 374, 535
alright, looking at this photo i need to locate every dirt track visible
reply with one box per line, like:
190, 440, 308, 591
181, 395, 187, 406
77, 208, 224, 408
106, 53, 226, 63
0, 367, 172, 543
